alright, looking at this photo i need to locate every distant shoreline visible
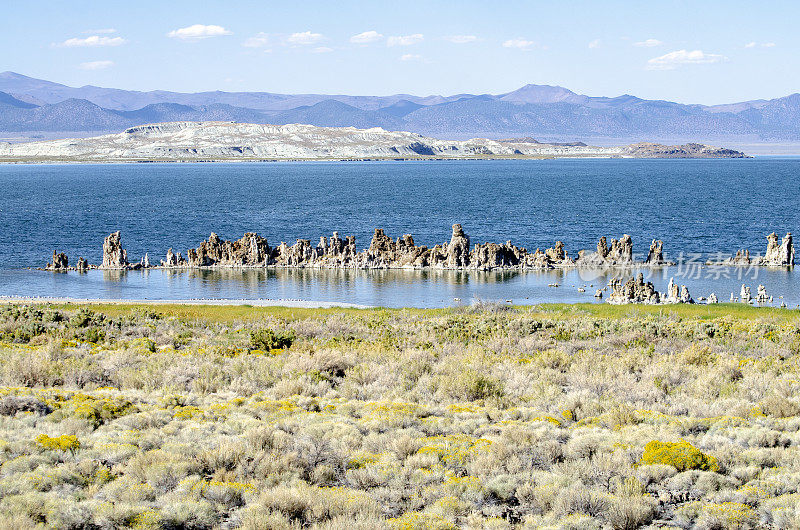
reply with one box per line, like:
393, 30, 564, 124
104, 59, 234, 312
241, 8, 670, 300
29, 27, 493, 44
0, 154, 752, 165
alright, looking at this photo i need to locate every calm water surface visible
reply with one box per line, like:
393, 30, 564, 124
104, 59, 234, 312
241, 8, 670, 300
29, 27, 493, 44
1, 159, 798, 307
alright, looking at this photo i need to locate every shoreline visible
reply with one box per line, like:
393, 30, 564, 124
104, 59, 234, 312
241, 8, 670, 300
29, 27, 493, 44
0, 154, 749, 165
0, 296, 373, 309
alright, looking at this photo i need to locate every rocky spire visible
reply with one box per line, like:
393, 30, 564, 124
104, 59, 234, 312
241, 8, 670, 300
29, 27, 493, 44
102, 231, 128, 269
646, 239, 664, 264
445, 224, 470, 267
762, 232, 794, 266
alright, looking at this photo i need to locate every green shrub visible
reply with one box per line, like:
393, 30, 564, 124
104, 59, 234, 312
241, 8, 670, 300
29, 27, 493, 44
467, 375, 504, 401
639, 440, 719, 472
84, 327, 105, 344
12, 321, 46, 343
68, 308, 105, 329
68, 395, 137, 428
249, 328, 295, 351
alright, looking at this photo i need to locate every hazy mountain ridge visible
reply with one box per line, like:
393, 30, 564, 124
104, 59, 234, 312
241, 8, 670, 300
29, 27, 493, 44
1, 72, 799, 142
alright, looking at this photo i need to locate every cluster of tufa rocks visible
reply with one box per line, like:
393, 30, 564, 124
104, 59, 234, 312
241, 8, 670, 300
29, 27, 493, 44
45, 251, 87, 272
156, 225, 669, 271
607, 274, 694, 305
731, 284, 773, 305
44, 225, 795, 273
728, 232, 794, 267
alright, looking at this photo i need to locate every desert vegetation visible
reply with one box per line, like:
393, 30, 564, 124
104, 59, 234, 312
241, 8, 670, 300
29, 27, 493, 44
0, 302, 798, 529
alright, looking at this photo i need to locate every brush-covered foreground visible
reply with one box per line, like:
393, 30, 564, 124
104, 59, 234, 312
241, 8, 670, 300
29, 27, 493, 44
0, 302, 799, 529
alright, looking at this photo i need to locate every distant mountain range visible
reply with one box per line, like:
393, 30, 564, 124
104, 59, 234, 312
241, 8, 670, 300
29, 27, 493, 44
1, 71, 799, 143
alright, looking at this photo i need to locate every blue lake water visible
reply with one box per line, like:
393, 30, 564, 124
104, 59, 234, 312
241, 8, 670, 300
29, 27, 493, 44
1, 159, 799, 307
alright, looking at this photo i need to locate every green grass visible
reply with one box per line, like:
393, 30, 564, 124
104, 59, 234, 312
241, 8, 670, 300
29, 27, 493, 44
35, 300, 800, 324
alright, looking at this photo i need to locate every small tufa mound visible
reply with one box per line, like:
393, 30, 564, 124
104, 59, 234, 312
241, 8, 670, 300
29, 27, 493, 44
756, 284, 769, 304
608, 273, 660, 304
740, 284, 752, 304
46, 251, 68, 271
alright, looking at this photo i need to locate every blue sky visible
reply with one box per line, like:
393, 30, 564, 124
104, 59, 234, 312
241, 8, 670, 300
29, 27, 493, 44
3, 0, 798, 104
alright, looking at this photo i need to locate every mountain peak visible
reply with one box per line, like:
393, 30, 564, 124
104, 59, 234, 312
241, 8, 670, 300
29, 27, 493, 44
499, 84, 588, 105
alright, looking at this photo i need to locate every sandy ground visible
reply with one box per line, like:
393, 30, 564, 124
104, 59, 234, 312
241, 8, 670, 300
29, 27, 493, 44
0, 296, 373, 309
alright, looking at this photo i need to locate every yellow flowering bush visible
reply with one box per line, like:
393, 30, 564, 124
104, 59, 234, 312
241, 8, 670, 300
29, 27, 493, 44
639, 440, 720, 472
36, 434, 80, 456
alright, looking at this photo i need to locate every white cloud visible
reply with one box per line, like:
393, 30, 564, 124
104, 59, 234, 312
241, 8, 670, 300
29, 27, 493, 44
646, 49, 726, 70
400, 54, 422, 61
243, 32, 270, 48
387, 34, 424, 46
634, 38, 663, 47
350, 31, 383, 44
444, 35, 477, 44
79, 60, 114, 70
167, 24, 232, 41
502, 38, 537, 50
588, 39, 600, 49
244, 31, 328, 49
286, 31, 324, 45
83, 28, 116, 34
746, 41, 776, 48
59, 35, 126, 47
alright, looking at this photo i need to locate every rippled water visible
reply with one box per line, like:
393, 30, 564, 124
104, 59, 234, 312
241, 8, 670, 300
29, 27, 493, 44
1, 159, 798, 306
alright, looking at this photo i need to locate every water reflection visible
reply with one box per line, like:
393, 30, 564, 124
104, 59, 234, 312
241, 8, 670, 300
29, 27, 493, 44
162, 267, 527, 286
1, 265, 798, 308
